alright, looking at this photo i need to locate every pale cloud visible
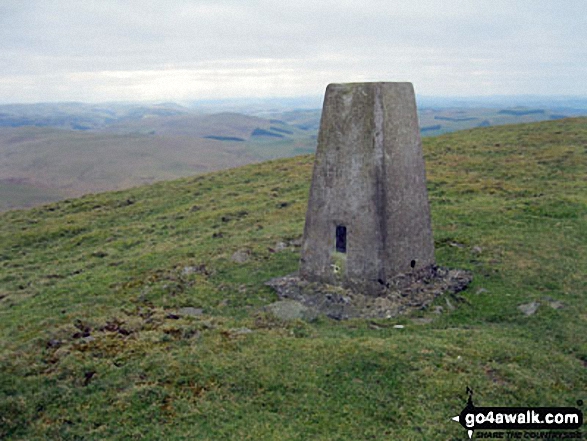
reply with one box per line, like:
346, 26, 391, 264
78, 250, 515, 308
0, 0, 586, 102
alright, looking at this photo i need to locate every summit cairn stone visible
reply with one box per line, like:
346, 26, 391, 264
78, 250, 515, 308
299, 82, 435, 295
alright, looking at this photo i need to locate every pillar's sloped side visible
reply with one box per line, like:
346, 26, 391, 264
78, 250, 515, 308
299, 82, 434, 295
299, 83, 383, 289
380, 83, 435, 276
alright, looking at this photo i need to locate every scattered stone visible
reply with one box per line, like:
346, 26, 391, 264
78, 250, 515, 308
231, 249, 250, 264
433, 306, 444, 314
393, 325, 405, 329
266, 300, 311, 321
181, 264, 209, 276
476, 288, 488, 295
81, 336, 95, 344
472, 246, 483, 254
450, 242, 465, 248
275, 242, 288, 251
411, 317, 433, 325
547, 300, 565, 310
266, 266, 472, 320
518, 301, 540, 316
445, 298, 455, 310
230, 327, 253, 336
178, 307, 203, 317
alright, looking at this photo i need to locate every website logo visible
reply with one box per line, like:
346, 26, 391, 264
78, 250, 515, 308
452, 387, 583, 439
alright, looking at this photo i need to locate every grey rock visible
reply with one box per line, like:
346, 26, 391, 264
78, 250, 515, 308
476, 288, 488, 295
275, 242, 288, 251
472, 246, 483, 254
230, 327, 253, 335
445, 298, 455, 310
231, 249, 250, 264
266, 300, 310, 321
433, 306, 444, 314
182, 266, 197, 275
547, 300, 565, 310
518, 301, 540, 316
178, 307, 204, 317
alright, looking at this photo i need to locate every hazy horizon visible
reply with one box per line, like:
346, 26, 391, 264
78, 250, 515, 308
3, 94, 587, 111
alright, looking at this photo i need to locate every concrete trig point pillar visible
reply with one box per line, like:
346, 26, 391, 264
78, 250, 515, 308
299, 82, 435, 295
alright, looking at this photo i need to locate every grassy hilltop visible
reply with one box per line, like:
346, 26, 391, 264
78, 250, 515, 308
0, 118, 586, 440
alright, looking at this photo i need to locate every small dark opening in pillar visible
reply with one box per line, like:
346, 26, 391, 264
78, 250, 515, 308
410, 259, 416, 268
336, 225, 347, 253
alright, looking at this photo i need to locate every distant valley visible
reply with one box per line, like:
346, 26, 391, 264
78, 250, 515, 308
1, 98, 586, 211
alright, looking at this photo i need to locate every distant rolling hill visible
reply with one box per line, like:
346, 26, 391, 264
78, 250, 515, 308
415, 106, 585, 136
2, 99, 587, 211
0, 102, 193, 131
0, 112, 316, 211
0, 126, 254, 196
103, 112, 273, 138
264, 105, 586, 138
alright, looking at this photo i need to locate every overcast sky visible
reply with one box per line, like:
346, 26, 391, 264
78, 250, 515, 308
1, 0, 586, 103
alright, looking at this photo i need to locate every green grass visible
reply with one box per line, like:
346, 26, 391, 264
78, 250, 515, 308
1, 118, 586, 440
